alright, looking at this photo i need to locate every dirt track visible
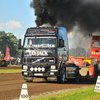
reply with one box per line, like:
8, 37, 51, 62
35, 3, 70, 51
0, 66, 95, 100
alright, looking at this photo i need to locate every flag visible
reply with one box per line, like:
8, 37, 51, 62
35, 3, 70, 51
4, 46, 10, 61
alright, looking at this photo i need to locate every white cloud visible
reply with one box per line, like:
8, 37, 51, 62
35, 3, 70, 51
0, 20, 24, 29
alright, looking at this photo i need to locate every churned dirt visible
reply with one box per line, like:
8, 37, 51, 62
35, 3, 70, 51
0, 66, 21, 69
0, 66, 95, 100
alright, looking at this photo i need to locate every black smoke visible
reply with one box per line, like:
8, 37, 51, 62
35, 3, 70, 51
30, 0, 100, 36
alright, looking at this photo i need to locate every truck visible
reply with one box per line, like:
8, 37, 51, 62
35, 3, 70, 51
18, 27, 81, 83
69, 35, 100, 82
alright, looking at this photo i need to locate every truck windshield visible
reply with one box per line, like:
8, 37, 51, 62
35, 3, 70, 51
24, 36, 57, 48
92, 42, 100, 48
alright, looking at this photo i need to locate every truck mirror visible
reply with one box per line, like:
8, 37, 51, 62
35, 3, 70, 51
62, 40, 64, 47
18, 39, 22, 49
59, 39, 64, 47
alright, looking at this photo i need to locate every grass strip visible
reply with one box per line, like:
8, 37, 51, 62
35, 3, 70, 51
31, 87, 100, 100
0, 69, 21, 73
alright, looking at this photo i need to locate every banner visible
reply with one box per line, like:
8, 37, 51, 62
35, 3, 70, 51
4, 46, 10, 61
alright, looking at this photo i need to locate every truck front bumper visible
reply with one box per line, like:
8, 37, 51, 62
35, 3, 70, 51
22, 69, 58, 77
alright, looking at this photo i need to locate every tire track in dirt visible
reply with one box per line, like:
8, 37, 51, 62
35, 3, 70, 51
0, 66, 96, 100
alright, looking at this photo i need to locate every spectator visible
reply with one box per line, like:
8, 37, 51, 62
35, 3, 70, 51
17, 57, 20, 65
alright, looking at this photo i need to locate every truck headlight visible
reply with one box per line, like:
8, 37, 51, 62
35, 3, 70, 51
42, 67, 45, 72
23, 65, 28, 70
51, 65, 56, 69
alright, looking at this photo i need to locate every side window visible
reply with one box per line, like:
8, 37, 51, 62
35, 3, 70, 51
59, 39, 64, 47
24, 39, 28, 46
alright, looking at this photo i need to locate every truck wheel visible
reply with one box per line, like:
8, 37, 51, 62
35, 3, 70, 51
57, 67, 66, 84
94, 74, 98, 82
24, 77, 33, 82
75, 72, 80, 82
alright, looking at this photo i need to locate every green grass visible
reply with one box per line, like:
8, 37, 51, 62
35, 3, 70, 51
31, 87, 100, 100
0, 69, 21, 73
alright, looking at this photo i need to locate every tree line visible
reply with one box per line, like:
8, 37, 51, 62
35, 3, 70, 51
0, 31, 20, 57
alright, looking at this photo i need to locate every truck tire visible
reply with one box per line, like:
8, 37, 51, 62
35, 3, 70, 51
94, 67, 98, 82
57, 67, 66, 84
75, 72, 80, 82
24, 77, 33, 82
94, 75, 97, 82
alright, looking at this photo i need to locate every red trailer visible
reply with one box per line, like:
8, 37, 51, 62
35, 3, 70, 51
69, 35, 100, 81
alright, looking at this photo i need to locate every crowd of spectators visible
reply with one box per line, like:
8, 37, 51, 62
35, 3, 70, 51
9, 57, 21, 65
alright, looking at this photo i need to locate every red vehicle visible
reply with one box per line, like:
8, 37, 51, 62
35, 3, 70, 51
90, 35, 100, 77
68, 35, 100, 81
69, 56, 96, 80
90, 35, 100, 61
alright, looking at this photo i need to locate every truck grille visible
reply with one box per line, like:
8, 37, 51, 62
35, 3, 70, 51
23, 57, 55, 64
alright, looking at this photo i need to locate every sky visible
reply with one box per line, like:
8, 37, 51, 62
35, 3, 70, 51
0, 0, 36, 40
0, 0, 92, 49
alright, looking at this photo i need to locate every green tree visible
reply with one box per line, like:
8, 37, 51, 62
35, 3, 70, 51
0, 31, 20, 57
